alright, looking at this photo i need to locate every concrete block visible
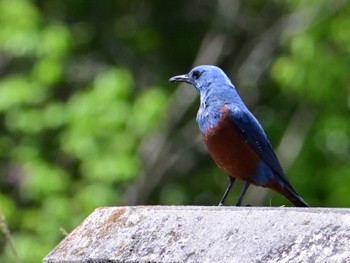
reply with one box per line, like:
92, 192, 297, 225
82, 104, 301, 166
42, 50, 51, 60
43, 206, 350, 262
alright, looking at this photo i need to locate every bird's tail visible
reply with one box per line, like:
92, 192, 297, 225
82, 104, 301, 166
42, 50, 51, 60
272, 180, 309, 207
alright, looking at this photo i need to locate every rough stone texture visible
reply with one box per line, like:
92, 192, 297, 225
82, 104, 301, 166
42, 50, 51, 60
43, 206, 350, 263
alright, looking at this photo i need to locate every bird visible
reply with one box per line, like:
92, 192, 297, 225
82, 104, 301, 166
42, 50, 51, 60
169, 65, 309, 207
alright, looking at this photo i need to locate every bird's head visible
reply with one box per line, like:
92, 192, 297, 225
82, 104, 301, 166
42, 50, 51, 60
169, 65, 232, 93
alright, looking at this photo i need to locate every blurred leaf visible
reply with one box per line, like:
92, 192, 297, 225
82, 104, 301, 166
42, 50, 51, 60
0, 195, 16, 225
5, 108, 45, 133
39, 23, 71, 58
93, 68, 133, 100
0, 76, 46, 111
20, 161, 69, 202
32, 58, 63, 85
75, 183, 117, 213
81, 154, 140, 183
0, 0, 40, 56
131, 88, 169, 135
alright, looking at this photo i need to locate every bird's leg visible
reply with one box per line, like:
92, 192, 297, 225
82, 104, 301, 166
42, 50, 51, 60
218, 177, 235, 206
235, 182, 251, 206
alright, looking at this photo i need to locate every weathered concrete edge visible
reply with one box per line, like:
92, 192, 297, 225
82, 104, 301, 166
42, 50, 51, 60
92, 205, 348, 213
43, 206, 350, 263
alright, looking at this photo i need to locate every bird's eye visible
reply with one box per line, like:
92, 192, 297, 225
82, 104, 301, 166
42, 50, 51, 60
192, 70, 202, 80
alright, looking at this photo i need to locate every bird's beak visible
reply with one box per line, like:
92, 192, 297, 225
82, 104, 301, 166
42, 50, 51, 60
169, 74, 191, 84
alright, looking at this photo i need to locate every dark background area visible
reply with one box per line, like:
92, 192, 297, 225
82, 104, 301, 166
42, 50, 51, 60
0, 0, 349, 261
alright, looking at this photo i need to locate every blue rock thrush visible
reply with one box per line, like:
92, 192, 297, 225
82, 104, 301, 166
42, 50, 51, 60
169, 65, 308, 207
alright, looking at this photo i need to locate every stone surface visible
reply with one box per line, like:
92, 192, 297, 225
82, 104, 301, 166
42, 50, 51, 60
43, 206, 350, 263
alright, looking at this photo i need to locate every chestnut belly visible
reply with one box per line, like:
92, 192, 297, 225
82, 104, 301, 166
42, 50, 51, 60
202, 120, 261, 181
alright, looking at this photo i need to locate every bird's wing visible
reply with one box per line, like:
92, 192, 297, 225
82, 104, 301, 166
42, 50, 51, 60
227, 104, 288, 181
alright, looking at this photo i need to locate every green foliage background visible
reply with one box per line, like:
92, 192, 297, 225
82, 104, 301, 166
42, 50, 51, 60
0, 0, 349, 262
